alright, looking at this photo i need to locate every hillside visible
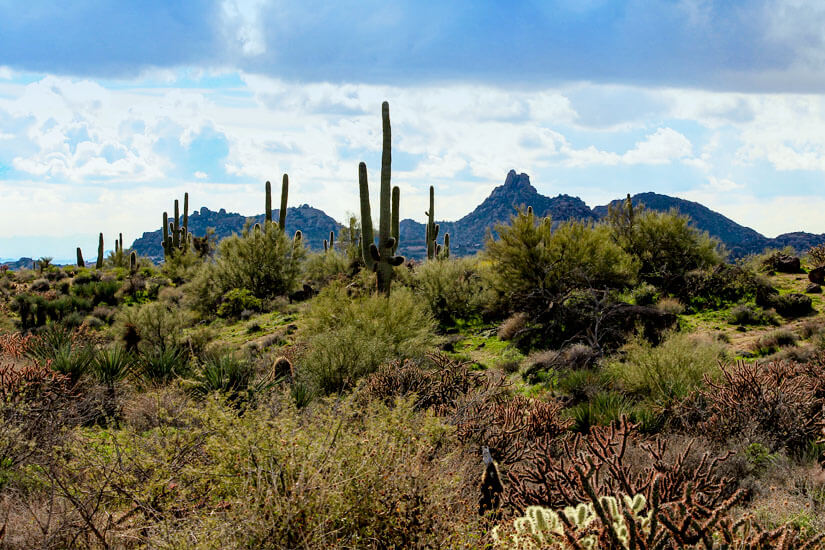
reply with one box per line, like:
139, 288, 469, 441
122, 170, 825, 262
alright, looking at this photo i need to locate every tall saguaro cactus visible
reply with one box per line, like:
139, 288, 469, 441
359, 102, 405, 295
76, 247, 85, 268
425, 186, 439, 260
161, 193, 190, 259
279, 174, 289, 231
96, 233, 104, 269
265, 180, 273, 224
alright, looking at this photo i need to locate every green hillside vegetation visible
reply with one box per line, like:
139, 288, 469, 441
2, 104, 825, 548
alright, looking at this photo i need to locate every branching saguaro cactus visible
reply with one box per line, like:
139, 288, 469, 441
161, 192, 190, 259
359, 101, 404, 295
96, 233, 104, 269
425, 185, 439, 260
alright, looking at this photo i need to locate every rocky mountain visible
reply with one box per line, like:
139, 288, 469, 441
123, 170, 825, 263
398, 170, 596, 257
131, 204, 342, 260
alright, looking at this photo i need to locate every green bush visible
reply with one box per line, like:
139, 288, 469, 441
136, 345, 188, 385
71, 278, 121, 306
186, 351, 267, 402
412, 256, 490, 325
751, 329, 799, 356
485, 210, 637, 313
729, 304, 779, 326
299, 284, 440, 394
607, 331, 728, 407
607, 198, 724, 292
116, 301, 191, 354
212, 226, 306, 300
216, 288, 262, 318
302, 250, 350, 288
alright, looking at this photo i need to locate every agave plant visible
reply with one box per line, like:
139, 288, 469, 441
187, 352, 275, 403
137, 345, 187, 386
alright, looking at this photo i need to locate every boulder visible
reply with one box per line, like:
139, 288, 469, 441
763, 252, 801, 273
806, 283, 822, 294
809, 265, 825, 285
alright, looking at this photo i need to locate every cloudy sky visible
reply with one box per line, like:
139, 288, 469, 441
2, 0, 825, 260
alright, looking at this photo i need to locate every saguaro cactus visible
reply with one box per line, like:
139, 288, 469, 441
442, 232, 450, 258
76, 247, 85, 268
279, 174, 289, 231
96, 233, 104, 269
358, 102, 405, 295
265, 180, 272, 224
425, 186, 439, 260
129, 251, 137, 273
161, 193, 190, 259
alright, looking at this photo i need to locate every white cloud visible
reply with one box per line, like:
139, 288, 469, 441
194, 171, 208, 179
563, 127, 693, 167
0, 66, 12, 80
222, 0, 268, 56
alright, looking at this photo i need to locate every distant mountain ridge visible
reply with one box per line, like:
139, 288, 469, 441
120, 169, 825, 261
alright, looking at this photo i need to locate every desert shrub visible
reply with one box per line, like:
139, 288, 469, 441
566, 391, 634, 433
30, 278, 50, 292
729, 304, 779, 326
116, 301, 191, 354
485, 211, 637, 315
807, 244, 825, 268
607, 331, 727, 408
71, 277, 121, 306
525, 344, 598, 375
298, 284, 439, 394
160, 247, 203, 284
760, 292, 814, 318
607, 198, 724, 293
412, 256, 490, 325
211, 225, 305, 300
11, 293, 92, 330
302, 250, 349, 288
9, 393, 478, 549
750, 328, 799, 356
655, 296, 684, 315
677, 264, 768, 311
216, 288, 262, 318
630, 282, 658, 306
91, 346, 133, 389
678, 358, 825, 454
507, 417, 737, 516
498, 312, 528, 341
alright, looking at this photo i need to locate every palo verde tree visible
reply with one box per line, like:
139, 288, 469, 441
359, 101, 404, 295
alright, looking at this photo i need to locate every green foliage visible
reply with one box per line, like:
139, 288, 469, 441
607, 331, 728, 407
216, 288, 262, 319
485, 210, 637, 313
678, 264, 770, 311
186, 351, 268, 402
299, 284, 439, 394
116, 301, 191, 355
91, 345, 133, 388
302, 249, 349, 288
12, 292, 92, 330
136, 345, 187, 385
607, 198, 724, 292
751, 328, 799, 356
209, 224, 305, 302
729, 304, 779, 326
412, 256, 490, 325
566, 391, 632, 433
71, 277, 121, 306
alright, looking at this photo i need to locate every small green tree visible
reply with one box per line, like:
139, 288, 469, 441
607, 197, 724, 292
485, 209, 637, 311
210, 224, 306, 300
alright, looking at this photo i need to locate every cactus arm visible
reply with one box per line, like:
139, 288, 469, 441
359, 162, 375, 271
173, 199, 180, 249
391, 185, 400, 253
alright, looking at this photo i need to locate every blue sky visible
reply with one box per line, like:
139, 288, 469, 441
2, 0, 825, 260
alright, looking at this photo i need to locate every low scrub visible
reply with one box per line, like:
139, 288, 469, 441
607, 331, 728, 407
298, 285, 440, 394
412, 256, 490, 325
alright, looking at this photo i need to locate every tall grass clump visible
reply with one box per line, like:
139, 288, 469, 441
608, 330, 728, 407
299, 284, 439, 394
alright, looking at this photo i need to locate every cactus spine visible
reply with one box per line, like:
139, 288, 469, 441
279, 174, 288, 231
96, 233, 104, 269
76, 247, 84, 268
358, 102, 405, 295
425, 185, 441, 260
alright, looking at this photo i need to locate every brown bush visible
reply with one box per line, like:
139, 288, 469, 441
497, 312, 528, 341
675, 357, 825, 454
507, 417, 736, 514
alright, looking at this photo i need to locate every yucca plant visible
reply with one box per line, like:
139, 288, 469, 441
48, 343, 95, 386
92, 346, 133, 388
137, 345, 187, 385
25, 324, 74, 363
187, 352, 274, 403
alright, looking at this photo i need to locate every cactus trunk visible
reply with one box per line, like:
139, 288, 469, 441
182, 192, 189, 250
265, 180, 272, 225
76, 247, 84, 268
279, 174, 288, 231
359, 163, 376, 272
172, 199, 180, 249
129, 251, 137, 272
96, 233, 104, 269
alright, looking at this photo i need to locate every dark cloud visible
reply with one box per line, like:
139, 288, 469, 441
0, 0, 821, 92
